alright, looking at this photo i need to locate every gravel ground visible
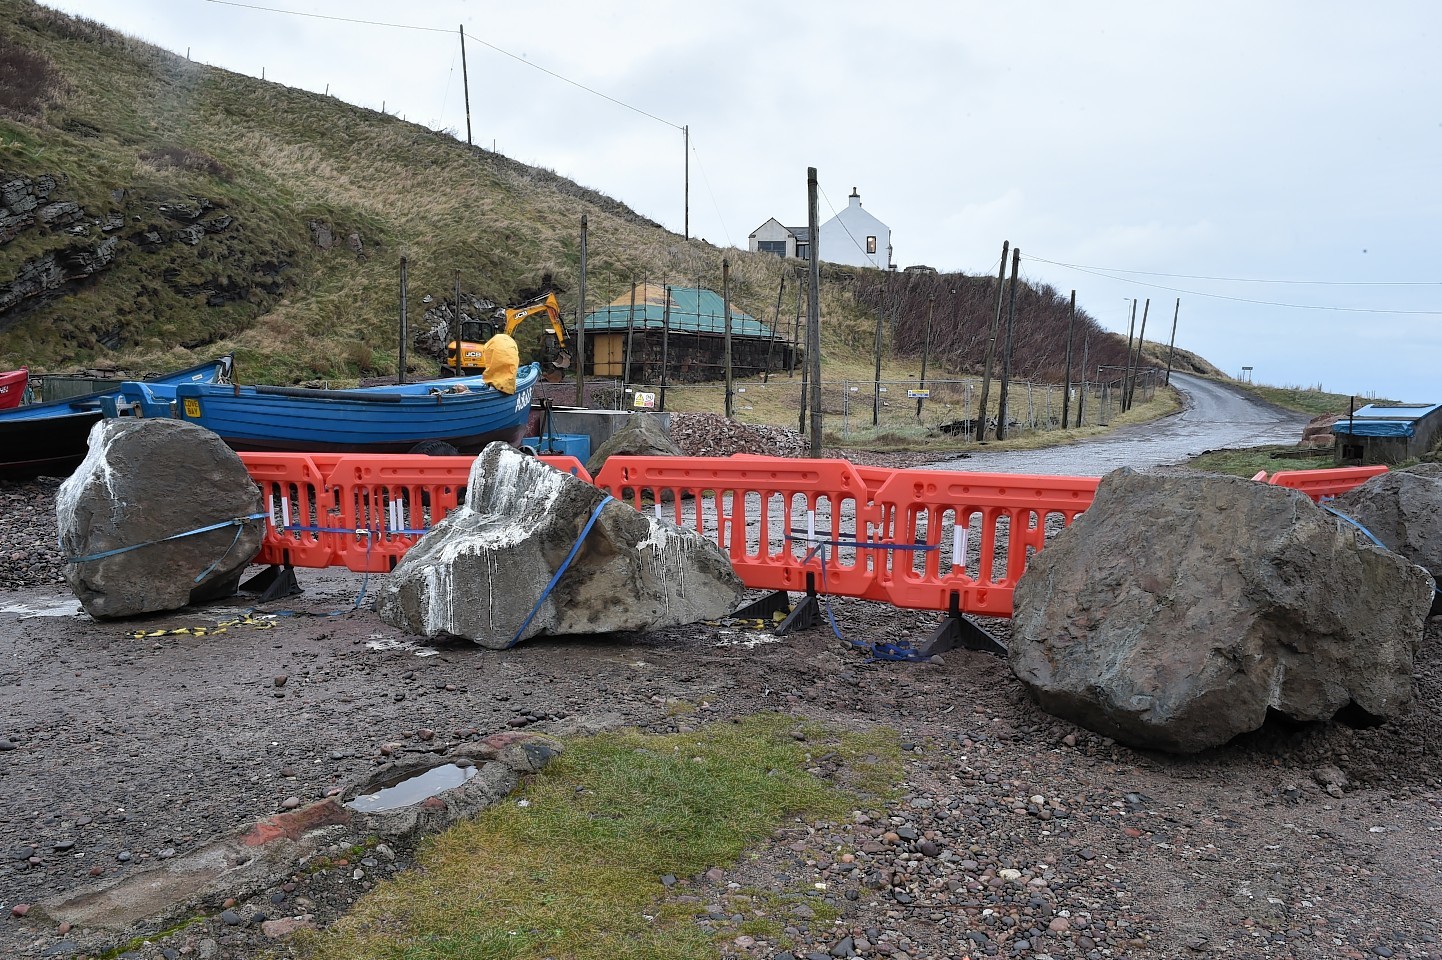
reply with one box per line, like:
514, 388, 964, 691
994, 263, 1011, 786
1, 473, 1439, 960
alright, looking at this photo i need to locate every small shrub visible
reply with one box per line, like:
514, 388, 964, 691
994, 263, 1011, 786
138, 145, 232, 180
0, 35, 64, 120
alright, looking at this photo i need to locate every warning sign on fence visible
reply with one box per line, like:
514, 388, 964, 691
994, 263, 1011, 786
632, 392, 656, 409
907, 389, 931, 399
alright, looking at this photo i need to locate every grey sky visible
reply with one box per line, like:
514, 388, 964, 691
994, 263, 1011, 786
43, 0, 1442, 401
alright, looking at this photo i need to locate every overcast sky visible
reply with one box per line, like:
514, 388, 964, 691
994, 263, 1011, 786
42, 0, 1442, 402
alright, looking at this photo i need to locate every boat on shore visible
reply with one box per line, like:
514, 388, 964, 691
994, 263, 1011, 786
108, 363, 539, 454
0, 357, 234, 481
0, 368, 26, 410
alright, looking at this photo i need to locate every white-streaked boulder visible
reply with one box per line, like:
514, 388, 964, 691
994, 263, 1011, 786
375, 442, 743, 647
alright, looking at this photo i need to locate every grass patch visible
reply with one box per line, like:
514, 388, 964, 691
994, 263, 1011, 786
1186, 444, 1341, 477
1219, 380, 1392, 418
287, 715, 903, 960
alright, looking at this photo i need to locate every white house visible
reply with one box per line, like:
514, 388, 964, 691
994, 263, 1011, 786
747, 188, 890, 269
818, 188, 891, 269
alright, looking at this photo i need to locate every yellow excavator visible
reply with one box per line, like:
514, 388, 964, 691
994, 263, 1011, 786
445, 292, 573, 382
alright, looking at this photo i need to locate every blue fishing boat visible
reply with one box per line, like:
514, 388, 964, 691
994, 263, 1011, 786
108, 364, 539, 454
0, 357, 233, 481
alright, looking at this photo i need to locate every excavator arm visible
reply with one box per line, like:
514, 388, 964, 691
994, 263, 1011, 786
502, 292, 567, 347
446, 292, 572, 381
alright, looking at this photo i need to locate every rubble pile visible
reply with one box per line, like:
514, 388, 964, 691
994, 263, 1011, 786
668, 413, 807, 458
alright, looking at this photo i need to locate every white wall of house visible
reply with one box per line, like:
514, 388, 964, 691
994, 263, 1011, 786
817, 189, 891, 269
747, 218, 796, 259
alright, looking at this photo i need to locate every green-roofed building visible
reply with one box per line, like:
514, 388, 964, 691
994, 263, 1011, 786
580, 283, 795, 384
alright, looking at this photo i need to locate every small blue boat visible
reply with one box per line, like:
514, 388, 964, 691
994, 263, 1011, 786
108, 364, 539, 454
0, 356, 233, 481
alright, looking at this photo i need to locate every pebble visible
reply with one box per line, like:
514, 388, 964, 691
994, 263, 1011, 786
281, 796, 301, 810
10, 904, 28, 918
116, 850, 132, 862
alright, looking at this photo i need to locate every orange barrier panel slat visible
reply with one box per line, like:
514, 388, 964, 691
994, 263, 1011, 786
238, 453, 338, 569
1269, 465, 1387, 500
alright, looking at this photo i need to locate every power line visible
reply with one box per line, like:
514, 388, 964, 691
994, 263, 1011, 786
687, 136, 732, 248
1024, 252, 1441, 287
201, 0, 682, 129
818, 184, 880, 268
1029, 255, 1442, 316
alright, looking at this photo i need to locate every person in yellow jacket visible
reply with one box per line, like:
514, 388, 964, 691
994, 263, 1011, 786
480, 333, 519, 395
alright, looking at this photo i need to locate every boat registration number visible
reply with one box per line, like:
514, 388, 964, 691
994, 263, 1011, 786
183, 398, 201, 418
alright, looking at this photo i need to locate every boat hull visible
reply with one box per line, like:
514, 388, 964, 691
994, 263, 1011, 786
167, 364, 539, 454
0, 357, 232, 481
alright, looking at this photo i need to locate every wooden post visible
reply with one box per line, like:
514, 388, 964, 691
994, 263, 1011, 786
790, 272, 802, 377
976, 240, 1008, 442
398, 256, 408, 385
1061, 289, 1076, 428
1076, 336, 1089, 426
723, 259, 734, 419
574, 214, 588, 406
872, 273, 886, 426
1121, 299, 1137, 412
452, 270, 462, 378
623, 279, 637, 402
459, 26, 472, 147
916, 294, 934, 419
660, 282, 670, 411
996, 247, 1020, 440
683, 125, 689, 240
762, 273, 785, 383
1127, 299, 1150, 410
1164, 298, 1180, 385
806, 169, 823, 455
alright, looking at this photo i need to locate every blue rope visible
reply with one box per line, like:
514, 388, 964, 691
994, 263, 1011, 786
506, 495, 614, 648
797, 538, 941, 664
67, 513, 267, 576
1323, 503, 1440, 599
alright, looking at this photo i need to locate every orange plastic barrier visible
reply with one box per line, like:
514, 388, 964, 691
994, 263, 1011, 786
867, 469, 1099, 615
1269, 465, 1386, 501
592, 454, 882, 598
240, 453, 591, 572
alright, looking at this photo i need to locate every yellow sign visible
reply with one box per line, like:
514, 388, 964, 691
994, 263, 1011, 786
632, 392, 656, 409
183, 398, 201, 418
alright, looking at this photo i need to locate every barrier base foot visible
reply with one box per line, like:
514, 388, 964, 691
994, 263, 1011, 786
240, 564, 303, 604
922, 613, 1006, 658
775, 594, 821, 637
732, 589, 793, 624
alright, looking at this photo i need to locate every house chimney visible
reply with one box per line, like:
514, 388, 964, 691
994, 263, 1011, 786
849, 187, 861, 207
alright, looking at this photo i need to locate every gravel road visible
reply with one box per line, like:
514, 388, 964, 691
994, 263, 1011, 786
935, 374, 1308, 476
2, 392, 1439, 960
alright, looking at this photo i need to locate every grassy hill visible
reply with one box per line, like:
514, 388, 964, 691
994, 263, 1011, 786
2, 0, 1134, 390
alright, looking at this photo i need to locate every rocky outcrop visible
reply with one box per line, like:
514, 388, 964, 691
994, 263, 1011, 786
376, 442, 744, 647
585, 411, 682, 476
1330, 463, 1442, 611
57, 419, 265, 619
1009, 468, 1435, 753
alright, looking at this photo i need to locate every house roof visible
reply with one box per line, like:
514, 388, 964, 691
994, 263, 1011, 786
581, 283, 773, 337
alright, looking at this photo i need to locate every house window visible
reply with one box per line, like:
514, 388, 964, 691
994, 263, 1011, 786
796, 242, 810, 260
866, 236, 877, 255
757, 240, 787, 258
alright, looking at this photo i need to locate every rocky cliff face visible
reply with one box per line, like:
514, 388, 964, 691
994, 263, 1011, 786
0, 170, 293, 352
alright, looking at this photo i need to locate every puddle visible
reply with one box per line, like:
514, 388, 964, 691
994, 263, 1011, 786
345, 763, 478, 812
0, 598, 84, 619
365, 636, 441, 657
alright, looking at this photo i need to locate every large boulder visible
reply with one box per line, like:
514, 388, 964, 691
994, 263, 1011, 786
584, 412, 681, 476
57, 419, 266, 619
375, 442, 743, 647
1009, 468, 1435, 753
1329, 463, 1442, 614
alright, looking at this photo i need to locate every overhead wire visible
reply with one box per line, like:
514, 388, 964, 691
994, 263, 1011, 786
1023, 253, 1441, 286
818, 184, 880, 268
1023, 253, 1442, 316
687, 135, 733, 248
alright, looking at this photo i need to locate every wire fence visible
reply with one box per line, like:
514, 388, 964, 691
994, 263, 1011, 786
610, 370, 1161, 440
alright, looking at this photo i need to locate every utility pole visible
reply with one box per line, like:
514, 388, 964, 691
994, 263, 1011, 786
574, 215, 588, 406
790, 273, 803, 377
451, 270, 463, 378
806, 167, 822, 456
458, 26, 472, 146
723, 259, 734, 418
873, 273, 886, 426
1121, 299, 1137, 412
763, 273, 785, 383
1062, 289, 1076, 429
398, 257, 408, 384
1164, 298, 1180, 385
976, 240, 1008, 442
623, 279, 637, 402
660, 282, 670, 411
996, 247, 1020, 440
1127, 299, 1150, 410
683, 125, 689, 240
916, 294, 934, 419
